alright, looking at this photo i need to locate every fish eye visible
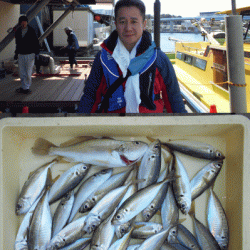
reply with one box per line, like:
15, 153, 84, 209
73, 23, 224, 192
92, 197, 96, 201
150, 204, 154, 209
121, 228, 125, 233
84, 204, 89, 209
190, 244, 195, 248
83, 166, 87, 169
91, 225, 96, 229
16, 204, 22, 209
98, 216, 101, 219
181, 204, 186, 208
134, 141, 140, 145
209, 149, 213, 153
146, 213, 150, 218
116, 215, 121, 219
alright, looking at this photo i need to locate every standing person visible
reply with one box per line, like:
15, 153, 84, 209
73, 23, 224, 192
77, 0, 187, 113
64, 27, 79, 69
14, 15, 40, 94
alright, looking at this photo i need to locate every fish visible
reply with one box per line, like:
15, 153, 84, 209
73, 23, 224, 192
109, 227, 134, 250
68, 168, 113, 222
161, 184, 179, 243
137, 139, 161, 190
160, 242, 180, 249
207, 188, 229, 249
28, 189, 52, 250
131, 222, 163, 239
141, 167, 170, 222
47, 215, 87, 250
189, 203, 221, 249
175, 224, 201, 250
79, 167, 134, 213
83, 181, 134, 234
111, 170, 176, 226
16, 159, 57, 215
90, 209, 116, 250
60, 238, 91, 250
32, 137, 148, 168
14, 192, 44, 250
136, 227, 172, 250
48, 162, 90, 204
52, 190, 75, 238
162, 140, 225, 160
172, 153, 192, 215
191, 160, 223, 201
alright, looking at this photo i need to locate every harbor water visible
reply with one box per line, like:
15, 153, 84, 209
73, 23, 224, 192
155, 32, 206, 53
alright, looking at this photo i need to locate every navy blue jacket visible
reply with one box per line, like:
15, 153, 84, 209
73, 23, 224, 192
78, 31, 187, 113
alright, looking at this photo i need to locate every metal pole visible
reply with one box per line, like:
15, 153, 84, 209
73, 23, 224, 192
0, 0, 51, 54
38, 6, 74, 44
231, 0, 237, 15
226, 15, 247, 113
154, 0, 161, 48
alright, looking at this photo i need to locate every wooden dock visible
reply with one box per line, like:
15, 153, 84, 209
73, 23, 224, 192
0, 60, 92, 113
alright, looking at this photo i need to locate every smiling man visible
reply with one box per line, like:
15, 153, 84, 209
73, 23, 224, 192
78, 0, 187, 113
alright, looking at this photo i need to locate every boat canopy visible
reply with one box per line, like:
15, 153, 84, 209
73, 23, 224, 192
216, 6, 250, 16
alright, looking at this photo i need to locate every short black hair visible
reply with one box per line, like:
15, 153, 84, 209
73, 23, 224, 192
115, 0, 146, 21
18, 15, 28, 24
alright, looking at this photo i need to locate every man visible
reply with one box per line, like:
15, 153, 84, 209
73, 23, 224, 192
14, 15, 40, 94
64, 27, 79, 69
78, 0, 187, 113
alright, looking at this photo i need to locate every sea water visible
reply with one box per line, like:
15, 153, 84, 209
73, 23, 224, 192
155, 32, 206, 53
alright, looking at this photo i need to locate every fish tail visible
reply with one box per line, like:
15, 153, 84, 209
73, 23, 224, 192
188, 201, 196, 217
32, 138, 57, 156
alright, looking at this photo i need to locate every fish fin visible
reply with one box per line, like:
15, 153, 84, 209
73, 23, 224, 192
60, 136, 94, 147
32, 138, 57, 156
178, 218, 186, 224
146, 136, 158, 142
46, 168, 53, 188
188, 201, 196, 217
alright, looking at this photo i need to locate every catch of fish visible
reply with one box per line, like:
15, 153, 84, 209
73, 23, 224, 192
15, 136, 229, 250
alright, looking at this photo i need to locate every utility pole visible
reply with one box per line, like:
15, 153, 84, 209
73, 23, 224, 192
154, 0, 161, 48
226, 0, 247, 113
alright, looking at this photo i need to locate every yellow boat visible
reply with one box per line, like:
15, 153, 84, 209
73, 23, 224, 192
173, 7, 250, 113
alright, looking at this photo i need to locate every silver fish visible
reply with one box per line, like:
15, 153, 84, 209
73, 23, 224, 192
83, 182, 133, 234
16, 159, 57, 215
60, 238, 91, 250
137, 139, 161, 190
189, 209, 221, 249
48, 163, 90, 204
109, 227, 134, 250
175, 224, 201, 250
136, 227, 172, 250
161, 184, 179, 243
112, 171, 176, 226
131, 222, 163, 239
15, 192, 44, 250
163, 140, 225, 160
79, 167, 133, 213
52, 190, 75, 238
28, 189, 52, 250
68, 168, 113, 222
32, 137, 148, 168
90, 210, 116, 250
207, 188, 229, 249
172, 154, 191, 215
47, 215, 87, 250
142, 168, 169, 222
160, 242, 179, 249
191, 160, 223, 201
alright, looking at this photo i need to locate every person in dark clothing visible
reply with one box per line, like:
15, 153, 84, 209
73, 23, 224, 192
14, 15, 40, 94
64, 27, 79, 69
77, 0, 187, 113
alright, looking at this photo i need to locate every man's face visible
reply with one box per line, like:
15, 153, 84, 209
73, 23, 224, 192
115, 6, 146, 52
20, 21, 27, 29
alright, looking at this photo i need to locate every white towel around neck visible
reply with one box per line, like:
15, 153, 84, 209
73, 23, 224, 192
112, 38, 142, 113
